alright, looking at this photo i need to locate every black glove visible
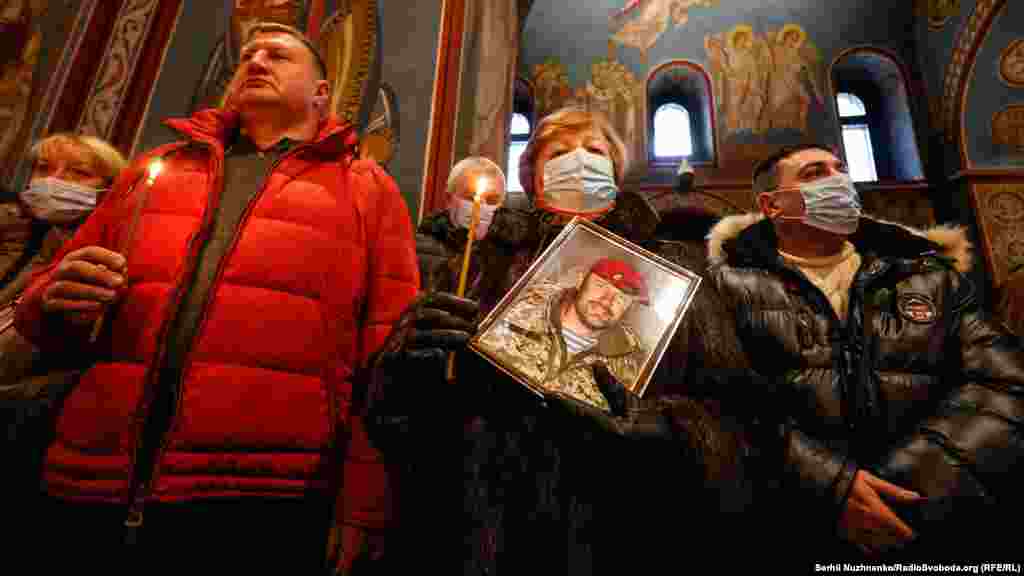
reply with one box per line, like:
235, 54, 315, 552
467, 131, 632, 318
363, 291, 479, 452
545, 364, 673, 440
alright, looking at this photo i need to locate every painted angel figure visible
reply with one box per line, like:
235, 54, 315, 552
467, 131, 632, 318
610, 0, 717, 60
704, 25, 770, 135
765, 24, 824, 133
531, 59, 571, 118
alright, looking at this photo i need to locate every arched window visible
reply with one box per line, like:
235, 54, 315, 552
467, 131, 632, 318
505, 78, 534, 202
506, 113, 530, 193
653, 103, 693, 158
836, 92, 877, 182
830, 49, 923, 182
646, 61, 715, 172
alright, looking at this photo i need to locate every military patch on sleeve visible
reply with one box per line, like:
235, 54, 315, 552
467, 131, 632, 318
897, 293, 938, 323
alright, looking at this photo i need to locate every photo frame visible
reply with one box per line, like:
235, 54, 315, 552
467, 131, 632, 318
469, 217, 702, 411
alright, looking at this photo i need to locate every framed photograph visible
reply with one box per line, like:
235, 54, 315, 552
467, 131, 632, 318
469, 217, 702, 412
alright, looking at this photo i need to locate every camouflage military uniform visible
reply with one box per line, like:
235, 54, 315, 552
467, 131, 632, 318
477, 281, 646, 411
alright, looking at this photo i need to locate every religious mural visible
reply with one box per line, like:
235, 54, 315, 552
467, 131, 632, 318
531, 58, 572, 119
190, 0, 380, 136
316, 0, 380, 129
704, 23, 825, 138
530, 51, 644, 176
0, 0, 74, 188
609, 0, 718, 62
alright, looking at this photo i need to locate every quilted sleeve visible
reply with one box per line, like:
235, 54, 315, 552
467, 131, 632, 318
879, 272, 1024, 505
353, 160, 420, 367
337, 159, 419, 536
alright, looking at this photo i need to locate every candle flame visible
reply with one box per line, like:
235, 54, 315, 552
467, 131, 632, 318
146, 159, 165, 185
474, 176, 489, 201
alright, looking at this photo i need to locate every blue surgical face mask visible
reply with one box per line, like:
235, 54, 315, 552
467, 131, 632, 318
448, 197, 498, 240
538, 147, 618, 217
776, 173, 861, 235
19, 177, 103, 224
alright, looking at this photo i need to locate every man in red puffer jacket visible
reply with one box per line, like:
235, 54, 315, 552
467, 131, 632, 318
12, 22, 418, 574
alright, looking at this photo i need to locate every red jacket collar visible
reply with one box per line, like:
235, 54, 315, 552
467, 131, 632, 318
162, 107, 357, 155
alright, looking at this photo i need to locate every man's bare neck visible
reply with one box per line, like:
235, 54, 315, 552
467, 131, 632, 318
776, 226, 847, 259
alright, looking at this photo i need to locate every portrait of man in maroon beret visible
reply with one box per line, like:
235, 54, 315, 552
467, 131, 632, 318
476, 256, 652, 411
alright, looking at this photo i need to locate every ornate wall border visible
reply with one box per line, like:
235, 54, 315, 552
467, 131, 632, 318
962, 171, 1024, 289
420, 0, 468, 222
991, 104, 1024, 152
76, 0, 162, 141
10, 0, 100, 188
940, 0, 1007, 166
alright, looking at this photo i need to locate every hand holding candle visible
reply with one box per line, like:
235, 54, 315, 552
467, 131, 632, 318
88, 157, 164, 343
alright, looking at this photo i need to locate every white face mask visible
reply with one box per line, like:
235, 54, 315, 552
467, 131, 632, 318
19, 177, 103, 224
448, 197, 498, 240
776, 173, 862, 235
539, 147, 618, 217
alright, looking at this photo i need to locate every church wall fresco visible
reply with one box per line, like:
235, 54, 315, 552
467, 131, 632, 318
520, 0, 921, 181
133, 1, 443, 217
964, 0, 1024, 168
0, 0, 91, 192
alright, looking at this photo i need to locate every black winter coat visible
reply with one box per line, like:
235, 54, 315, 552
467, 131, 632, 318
382, 196, 771, 574
708, 214, 1024, 560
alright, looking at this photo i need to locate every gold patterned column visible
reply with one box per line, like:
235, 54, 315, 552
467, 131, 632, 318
966, 173, 1024, 288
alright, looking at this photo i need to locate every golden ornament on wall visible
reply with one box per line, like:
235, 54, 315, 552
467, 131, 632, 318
917, 0, 960, 31
318, 0, 380, 129
992, 104, 1024, 152
359, 82, 398, 168
999, 39, 1024, 88
989, 188, 1024, 224
973, 183, 1024, 289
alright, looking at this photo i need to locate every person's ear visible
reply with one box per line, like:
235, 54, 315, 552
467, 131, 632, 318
313, 81, 329, 114
758, 191, 782, 219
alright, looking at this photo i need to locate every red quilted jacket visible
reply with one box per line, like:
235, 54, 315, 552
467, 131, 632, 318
15, 108, 419, 532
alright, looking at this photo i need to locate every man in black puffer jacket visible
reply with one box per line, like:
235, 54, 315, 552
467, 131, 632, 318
706, 144, 1024, 564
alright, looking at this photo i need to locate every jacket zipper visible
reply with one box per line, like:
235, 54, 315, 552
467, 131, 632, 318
123, 140, 223, 533
771, 257, 891, 438
123, 129, 350, 531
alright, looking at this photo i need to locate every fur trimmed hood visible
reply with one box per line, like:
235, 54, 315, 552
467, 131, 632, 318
707, 213, 973, 274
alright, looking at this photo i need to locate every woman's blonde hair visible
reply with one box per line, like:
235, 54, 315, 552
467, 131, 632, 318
28, 132, 128, 186
517, 106, 629, 202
